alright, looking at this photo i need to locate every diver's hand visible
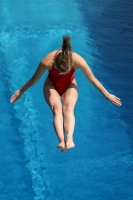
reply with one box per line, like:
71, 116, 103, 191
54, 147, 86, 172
10, 89, 24, 103
106, 93, 122, 106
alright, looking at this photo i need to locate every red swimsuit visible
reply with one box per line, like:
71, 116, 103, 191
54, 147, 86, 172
48, 51, 75, 96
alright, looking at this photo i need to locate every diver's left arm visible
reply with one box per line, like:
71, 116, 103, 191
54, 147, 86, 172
10, 59, 48, 103
20, 61, 47, 92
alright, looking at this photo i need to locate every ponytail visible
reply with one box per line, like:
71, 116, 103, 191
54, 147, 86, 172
62, 35, 72, 52
56, 35, 73, 72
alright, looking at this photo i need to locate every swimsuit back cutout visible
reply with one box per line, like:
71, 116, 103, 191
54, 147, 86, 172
48, 50, 75, 96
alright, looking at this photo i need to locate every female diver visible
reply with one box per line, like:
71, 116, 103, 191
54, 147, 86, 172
10, 35, 122, 152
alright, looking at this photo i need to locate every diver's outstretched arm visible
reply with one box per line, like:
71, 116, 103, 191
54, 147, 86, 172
74, 52, 122, 106
10, 56, 50, 103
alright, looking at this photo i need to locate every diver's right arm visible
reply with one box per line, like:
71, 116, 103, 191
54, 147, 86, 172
73, 52, 122, 106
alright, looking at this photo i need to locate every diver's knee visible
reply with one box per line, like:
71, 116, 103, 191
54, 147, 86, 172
63, 103, 74, 115
52, 104, 62, 115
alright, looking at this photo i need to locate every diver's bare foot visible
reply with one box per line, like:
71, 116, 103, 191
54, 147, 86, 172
66, 137, 75, 149
57, 140, 66, 152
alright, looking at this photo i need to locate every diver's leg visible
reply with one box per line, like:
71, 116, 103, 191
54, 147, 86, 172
43, 77, 65, 152
62, 80, 78, 149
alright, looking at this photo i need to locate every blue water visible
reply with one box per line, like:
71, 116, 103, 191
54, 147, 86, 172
0, 0, 133, 200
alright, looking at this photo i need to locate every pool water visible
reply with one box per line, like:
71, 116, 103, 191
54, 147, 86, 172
0, 0, 133, 200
